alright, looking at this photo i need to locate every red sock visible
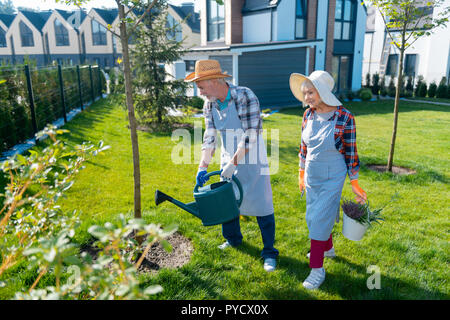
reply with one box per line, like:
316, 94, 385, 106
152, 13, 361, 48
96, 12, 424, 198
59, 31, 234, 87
309, 234, 332, 268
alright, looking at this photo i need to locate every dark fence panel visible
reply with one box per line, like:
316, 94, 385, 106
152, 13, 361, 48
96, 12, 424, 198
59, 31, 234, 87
0, 64, 106, 154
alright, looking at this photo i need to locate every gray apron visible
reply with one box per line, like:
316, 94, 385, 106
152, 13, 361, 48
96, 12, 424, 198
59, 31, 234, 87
211, 99, 274, 217
302, 111, 347, 241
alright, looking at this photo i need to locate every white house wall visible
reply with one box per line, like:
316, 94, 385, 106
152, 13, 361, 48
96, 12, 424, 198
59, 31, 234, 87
79, 10, 113, 55
0, 20, 11, 56
6, 13, 44, 55
42, 12, 80, 55
275, 0, 296, 41
315, 0, 328, 70
243, 12, 271, 43
351, 3, 366, 91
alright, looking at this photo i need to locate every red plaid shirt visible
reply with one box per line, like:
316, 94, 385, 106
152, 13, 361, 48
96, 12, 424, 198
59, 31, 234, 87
299, 106, 360, 180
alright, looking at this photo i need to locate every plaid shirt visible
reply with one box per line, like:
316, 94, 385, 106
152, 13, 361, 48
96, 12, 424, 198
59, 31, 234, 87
299, 106, 360, 180
202, 84, 262, 150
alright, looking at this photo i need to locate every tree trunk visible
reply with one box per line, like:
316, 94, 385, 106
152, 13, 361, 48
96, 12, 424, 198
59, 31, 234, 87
387, 47, 405, 172
118, 4, 141, 219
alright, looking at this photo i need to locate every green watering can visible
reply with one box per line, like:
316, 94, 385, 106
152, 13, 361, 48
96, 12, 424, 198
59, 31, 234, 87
154, 171, 243, 226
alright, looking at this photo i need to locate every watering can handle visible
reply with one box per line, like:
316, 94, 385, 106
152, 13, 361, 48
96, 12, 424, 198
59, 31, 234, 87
193, 170, 243, 207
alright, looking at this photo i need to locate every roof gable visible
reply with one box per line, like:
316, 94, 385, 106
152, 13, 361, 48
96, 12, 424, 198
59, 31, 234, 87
20, 10, 52, 32
168, 4, 200, 33
0, 13, 16, 28
93, 8, 118, 25
243, 0, 279, 13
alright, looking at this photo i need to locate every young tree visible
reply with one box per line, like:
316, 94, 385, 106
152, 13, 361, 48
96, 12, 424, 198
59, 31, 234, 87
132, 1, 188, 129
57, 0, 159, 223
368, 0, 450, 171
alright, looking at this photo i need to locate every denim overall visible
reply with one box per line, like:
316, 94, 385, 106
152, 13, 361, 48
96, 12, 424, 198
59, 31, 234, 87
302, 110, 347, 241
211, 90, 278, 259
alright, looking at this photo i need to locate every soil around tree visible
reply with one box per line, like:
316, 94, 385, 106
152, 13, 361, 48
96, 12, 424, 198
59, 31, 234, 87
81, 232, 194, 273
367, 164, 416, 175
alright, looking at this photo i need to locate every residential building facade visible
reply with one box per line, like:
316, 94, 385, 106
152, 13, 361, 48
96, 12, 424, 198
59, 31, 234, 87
182, 0, 367, 108
0, 3, 200, 70
362, 1, 450, 87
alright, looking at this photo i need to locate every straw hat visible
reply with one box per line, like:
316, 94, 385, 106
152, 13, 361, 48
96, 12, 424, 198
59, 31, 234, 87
184, 60, 232, 82
289, 70, 342, 106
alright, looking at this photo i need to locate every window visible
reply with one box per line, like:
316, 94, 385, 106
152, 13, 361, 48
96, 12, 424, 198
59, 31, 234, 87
92, 20, 107, 45
334, 0, 355, 40
54, 19, 69, 46
404, 54, 417, 77
386, 54, 399, 76
295, 0, 307, 39
331, 55, 352, 92
166, 14, 182, 41
20, 21, 34, 47
207, 0, 224, 42
0, 27, 6, 47
185, 60, 195, 72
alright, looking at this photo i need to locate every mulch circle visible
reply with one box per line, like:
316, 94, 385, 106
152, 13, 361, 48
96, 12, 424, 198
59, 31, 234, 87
367, 164, 416, 175
137, 232, 194, 273
80, 231, 194, 274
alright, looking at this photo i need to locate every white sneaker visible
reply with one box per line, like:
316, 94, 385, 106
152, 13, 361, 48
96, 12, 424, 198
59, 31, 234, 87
263, 258, 277, 272
303, 268, 326, 290
218, 241, 232, 250
306, 247, 336, 259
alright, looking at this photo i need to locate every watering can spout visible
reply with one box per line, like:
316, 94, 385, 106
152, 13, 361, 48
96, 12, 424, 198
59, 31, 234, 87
155, 190, 200, 218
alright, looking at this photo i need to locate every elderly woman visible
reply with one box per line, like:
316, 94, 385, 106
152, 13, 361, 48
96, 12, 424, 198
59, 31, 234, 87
289, 71, 367, 290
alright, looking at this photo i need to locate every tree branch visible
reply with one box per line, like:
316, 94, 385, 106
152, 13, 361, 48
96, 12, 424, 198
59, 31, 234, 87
128, 0, 159, 36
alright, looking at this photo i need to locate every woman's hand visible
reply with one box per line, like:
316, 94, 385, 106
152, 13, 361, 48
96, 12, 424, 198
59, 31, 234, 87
299, 169, 305, 193
351, 180, 367, 204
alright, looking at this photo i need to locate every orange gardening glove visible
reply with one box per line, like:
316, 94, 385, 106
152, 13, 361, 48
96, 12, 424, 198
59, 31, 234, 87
299, 169, 305, 193
351, 180, 367, 204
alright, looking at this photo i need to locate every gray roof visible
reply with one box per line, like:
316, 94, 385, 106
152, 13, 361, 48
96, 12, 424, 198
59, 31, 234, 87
0, 13, 15, 27
168, 4, 200, 33
54, 9, 87, 29
20, 10, 52, 32
93, 8, 118, 25
242, 0, 280, 13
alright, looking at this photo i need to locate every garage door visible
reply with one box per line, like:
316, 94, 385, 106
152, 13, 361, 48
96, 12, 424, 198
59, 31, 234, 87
238, 47, 307, 108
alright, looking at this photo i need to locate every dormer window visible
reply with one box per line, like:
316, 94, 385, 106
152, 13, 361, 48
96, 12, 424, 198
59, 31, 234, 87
295, 0, 307, 39
207, 0, 224, 42
54, 19, 69, 46
92, 20, 107, 46
0, 27, 6, 47
334, 0, 355, 40
20, 21, 34, 47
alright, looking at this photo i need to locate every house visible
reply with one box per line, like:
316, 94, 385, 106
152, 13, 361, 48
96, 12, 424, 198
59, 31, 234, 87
182, 0, 367, 108
41, 9, 88, 66
0, 13, 15, 65
5, 10, 52, 66
362, 2, 450, 87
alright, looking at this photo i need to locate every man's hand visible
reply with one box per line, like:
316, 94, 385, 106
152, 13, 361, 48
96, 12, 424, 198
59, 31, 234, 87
299, 169, 305, 193
351, 180, 367, 204
196, 167, 209, 187
221, 162, 237, 181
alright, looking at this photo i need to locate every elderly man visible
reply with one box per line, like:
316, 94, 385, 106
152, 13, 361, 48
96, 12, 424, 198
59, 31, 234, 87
185, 60, 278, 272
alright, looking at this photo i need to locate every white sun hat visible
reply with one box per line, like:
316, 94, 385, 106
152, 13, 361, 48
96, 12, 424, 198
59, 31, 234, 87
289, 70, 342, 107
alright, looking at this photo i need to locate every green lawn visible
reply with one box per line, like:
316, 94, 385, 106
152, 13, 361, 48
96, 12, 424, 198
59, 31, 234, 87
1, 97, 449, 300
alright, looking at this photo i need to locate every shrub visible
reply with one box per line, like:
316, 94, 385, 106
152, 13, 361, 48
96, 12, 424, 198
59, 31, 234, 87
371, 73, 380, 95
359, 88, 373, 101
405, 76, 414, 92
365, 73, 371, 88
436, 77, 447, 98
428, 82, 437, 98
346, 90, 355, 101
379, 76, 387, 96
387, 78, 396, 97
188, 96, 205, 109
417, 81, 428, 98
414, 75, 424, 97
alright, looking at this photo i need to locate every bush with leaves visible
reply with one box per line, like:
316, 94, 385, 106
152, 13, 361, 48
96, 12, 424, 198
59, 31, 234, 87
359, 88, 373, 101
387, 77, 396, 97
0, 126, 174, 299
428, 81, 437, 98
417, 81, 428, 98
436, 77, 447, 98
371, 73, 380, 95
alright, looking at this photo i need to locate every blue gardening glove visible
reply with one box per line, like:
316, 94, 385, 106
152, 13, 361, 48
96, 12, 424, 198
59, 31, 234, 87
196, 167, 209, 187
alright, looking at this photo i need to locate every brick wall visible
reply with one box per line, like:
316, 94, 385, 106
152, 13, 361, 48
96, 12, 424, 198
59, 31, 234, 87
307, 0, 318, 74
325, 0, 336, 73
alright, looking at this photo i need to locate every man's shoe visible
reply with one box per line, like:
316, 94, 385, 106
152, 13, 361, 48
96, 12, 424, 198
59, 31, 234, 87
306, 247, 336, 259
218, 241, 232, 250
263, 258, 277, 272
302, 267, 326, 290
